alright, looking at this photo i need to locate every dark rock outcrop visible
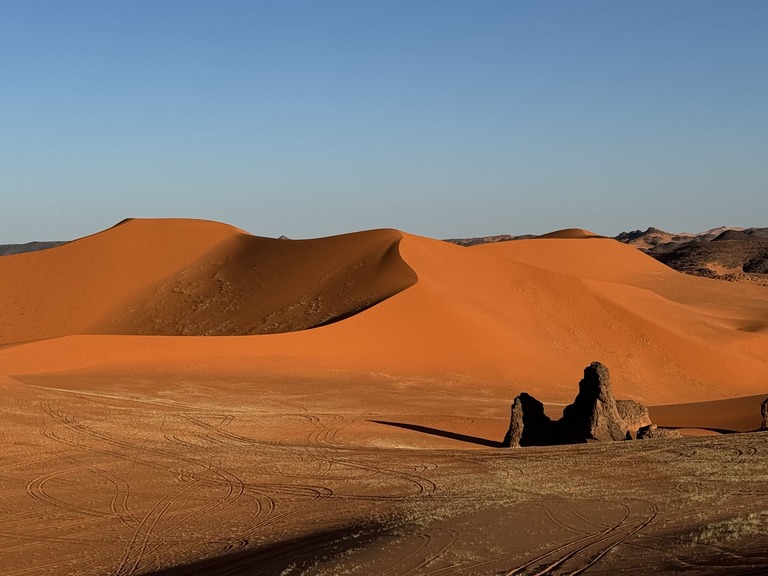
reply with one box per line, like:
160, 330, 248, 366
502, 393, 554, 447
502, 396, 525, 448
761, 398, 768, 430
503, 362, 665, 447
637, 425, 681, 440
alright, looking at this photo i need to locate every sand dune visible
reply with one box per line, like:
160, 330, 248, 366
2, 219, 768, 405
535, 227, 601, 239
0, 218, 416, 342
650, 394, 766, 432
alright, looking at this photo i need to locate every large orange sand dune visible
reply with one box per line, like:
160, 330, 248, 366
1, 218, 768, 404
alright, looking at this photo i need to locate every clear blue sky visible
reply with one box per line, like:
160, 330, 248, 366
2, 0, 766, 242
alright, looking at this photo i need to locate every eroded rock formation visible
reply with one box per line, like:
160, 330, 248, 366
503, 362, 663, 447
502, 393, 554, 447
616, 400, 652, 438
560, 362, 627, 442
762, 398, 768, 430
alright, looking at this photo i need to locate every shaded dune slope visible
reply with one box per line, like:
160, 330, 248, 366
0, 219, 417, 343
2, 221, 768, 405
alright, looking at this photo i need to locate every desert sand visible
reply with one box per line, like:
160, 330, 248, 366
1, 218, 767, 575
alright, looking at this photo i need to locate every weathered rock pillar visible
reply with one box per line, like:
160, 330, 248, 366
502, 393, 554, 447
560, 362, 627, 442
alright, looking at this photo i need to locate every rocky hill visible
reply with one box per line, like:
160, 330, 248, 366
0, 241, 67, 256
443, 233, 535, 246
616, 227, 768, 285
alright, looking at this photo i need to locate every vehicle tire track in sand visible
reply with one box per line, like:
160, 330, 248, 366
327, 455, 437, 500
133, 416, 249, 569
236, 484, 334, 537
86, 460, 138, 527
564, 500, 658, 576
25, 459, 136, 527
138, 461, 248, 570
537, 501, 610, 537
502, 503, 633, 576
300, 414, 354, 477
66, 390, 202, 412
187, 412, 422, 504
384, 528, 459, 576
184, 412, 333, 481
111, 465, 215, 576
377, 533, 432, 576
504, 499, 657, 576
731, 445, 758, 461
303, 414, 350, 448
41, 403, 253, 575
43, 405, 229, 483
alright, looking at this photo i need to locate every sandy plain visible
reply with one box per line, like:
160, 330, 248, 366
1, 219, 767, 575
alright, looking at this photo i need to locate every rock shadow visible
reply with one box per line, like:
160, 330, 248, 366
370, 420, 503, 447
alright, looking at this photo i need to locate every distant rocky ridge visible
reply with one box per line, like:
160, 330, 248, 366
621, 226, 768, 285
444, 234, 535, 246
0, 241, 67, 256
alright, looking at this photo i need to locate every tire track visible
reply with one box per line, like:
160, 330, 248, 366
327, 455, 437, 500
25, 459, 135, 527
138, 461, 247, 571
502, 504, 633, 576
504, 499, 657, 576
110, 461, 219, 576
377, 533, 432, 576
537, 501, 611, 537
564, 500, 658, 575
41, 404, 251, 575
133, 416, 248, 570
394, 528, 459, 576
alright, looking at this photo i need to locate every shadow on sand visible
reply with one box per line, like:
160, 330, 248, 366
664, 425, 738, 435
370, 420, 503, 448
143, 522, 390, 575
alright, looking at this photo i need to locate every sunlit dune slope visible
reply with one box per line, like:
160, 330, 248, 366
0, 219, 416, 343
2, 221, 768, 404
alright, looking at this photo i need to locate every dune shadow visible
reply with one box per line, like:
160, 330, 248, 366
370, 420, 503, 448
736, 322, 768, 334
143, 521, 390, 575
